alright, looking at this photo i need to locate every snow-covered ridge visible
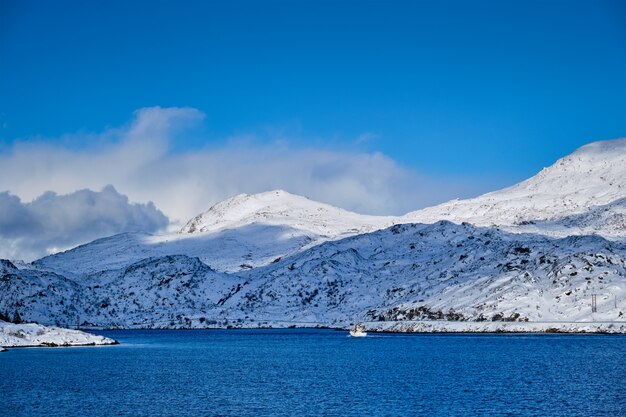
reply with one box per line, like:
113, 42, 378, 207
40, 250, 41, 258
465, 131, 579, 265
178, 138, 626, 241
0, 320, 117, 348
403, 138, 626, 236
31, 138, 626, 278
180, 139, 626, 241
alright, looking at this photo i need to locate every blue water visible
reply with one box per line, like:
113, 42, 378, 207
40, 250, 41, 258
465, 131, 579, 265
2, 330, 625, 416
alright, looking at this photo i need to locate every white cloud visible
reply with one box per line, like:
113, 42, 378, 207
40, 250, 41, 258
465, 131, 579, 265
0, 106, 494, 259
0, 186, 168, 261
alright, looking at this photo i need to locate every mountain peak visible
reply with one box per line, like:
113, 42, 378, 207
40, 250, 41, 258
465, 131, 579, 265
570, 137, 626, 157
227, 189, 309, 205
180, 190, 392, 237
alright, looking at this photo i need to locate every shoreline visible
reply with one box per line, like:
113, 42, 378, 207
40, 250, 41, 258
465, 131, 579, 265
0, 341, 120, 350
74, 320, 626, 334
367, 320, 626, 334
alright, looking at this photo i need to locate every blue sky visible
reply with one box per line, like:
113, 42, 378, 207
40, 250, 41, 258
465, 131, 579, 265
2, 0, 625, 175
1, 0, 625, 258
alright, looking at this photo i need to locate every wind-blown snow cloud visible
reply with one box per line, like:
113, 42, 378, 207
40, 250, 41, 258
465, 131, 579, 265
0, 106, 492, 260
0, 186, 168, 261
0, 106, 489, 218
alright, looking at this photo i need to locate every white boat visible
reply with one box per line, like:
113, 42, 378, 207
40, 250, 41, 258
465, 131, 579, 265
349, 322, 367, 337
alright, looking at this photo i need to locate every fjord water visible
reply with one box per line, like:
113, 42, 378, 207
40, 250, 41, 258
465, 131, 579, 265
2, 330, 625, 416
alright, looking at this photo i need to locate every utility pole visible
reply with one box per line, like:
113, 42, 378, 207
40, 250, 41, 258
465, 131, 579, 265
591, 294, 597, 313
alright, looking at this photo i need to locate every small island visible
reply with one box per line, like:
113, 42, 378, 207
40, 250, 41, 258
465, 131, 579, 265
0, 320, 118, 351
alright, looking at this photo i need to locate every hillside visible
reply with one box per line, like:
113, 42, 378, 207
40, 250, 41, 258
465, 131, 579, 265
2, 222, 625, 331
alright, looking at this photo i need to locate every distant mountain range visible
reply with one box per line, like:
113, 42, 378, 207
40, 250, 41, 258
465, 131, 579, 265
2, 138, 625, 332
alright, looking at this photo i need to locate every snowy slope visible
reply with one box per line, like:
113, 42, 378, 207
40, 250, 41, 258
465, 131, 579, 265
82, 255, 244, 328
403, 138, 626, 237
3, 222, 625, 331
34, 226, 314, 275
0, 259, 83, 324
220, 222, 626, 326
181, 189, 393, 237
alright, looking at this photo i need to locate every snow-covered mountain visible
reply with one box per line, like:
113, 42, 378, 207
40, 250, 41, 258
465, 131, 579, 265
2, 222, 625, 331
1, 138, 626, 332
35, 190, 394, 276
32, 138, 626, 278
403, 138, 626, 238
